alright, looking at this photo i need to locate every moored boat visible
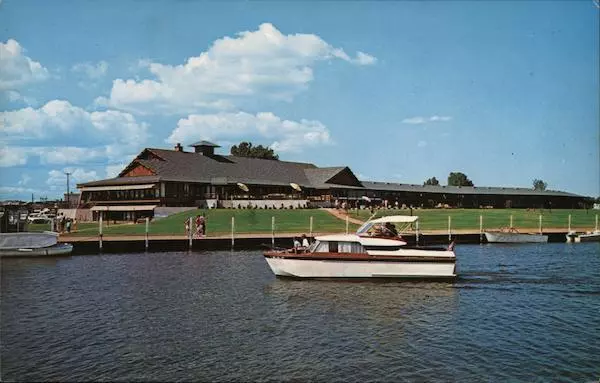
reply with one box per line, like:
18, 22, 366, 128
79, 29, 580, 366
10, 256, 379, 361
566, 230, 600, 243
0, 231, 73, 258
484, 228, 548, 243
263, 215, 456, 279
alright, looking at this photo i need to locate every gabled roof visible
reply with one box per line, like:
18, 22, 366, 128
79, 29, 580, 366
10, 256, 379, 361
78, 148, 362, 189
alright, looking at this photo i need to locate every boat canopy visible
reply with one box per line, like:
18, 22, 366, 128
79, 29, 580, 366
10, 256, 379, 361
356, 215, 419, 235
369, 215, 419, 224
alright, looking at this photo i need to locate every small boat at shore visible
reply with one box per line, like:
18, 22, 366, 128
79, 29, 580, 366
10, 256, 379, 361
263, 215, 456, 279
566, 230, 600, 243
484, 228, 548, 243
0, 232, 73, 258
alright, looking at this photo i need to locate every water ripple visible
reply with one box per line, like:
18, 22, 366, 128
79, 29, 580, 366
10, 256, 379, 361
2, 243, 599, 382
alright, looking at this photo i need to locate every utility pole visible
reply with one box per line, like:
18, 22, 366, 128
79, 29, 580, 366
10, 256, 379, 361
65, 172, 72, 208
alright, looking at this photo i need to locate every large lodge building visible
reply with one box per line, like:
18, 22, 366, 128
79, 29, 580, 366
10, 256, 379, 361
77, 141, 588, 221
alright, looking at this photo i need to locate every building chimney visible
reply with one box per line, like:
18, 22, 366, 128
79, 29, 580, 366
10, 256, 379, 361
189, 140, 220, 156
174, 143, 184, 152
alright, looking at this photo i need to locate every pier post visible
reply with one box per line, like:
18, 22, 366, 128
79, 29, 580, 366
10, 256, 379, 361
188, 217, 193, 250
568, 214, 572, 232
271, 216, 275, 247
231, 216, 235, 248
448, 216, 451, 242
309, 216, 313, 237
596, 214, 598, 232
510, 214, 513, 228
479, 215, 483, 243
539, 214, 543, 234
145, 217, 149, 251
345, 215, 349, 234
416, 220, 419, 245
99, 215, 103, 250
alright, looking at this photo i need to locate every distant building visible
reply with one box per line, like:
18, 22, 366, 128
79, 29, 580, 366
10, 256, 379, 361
76, 140, 589, 221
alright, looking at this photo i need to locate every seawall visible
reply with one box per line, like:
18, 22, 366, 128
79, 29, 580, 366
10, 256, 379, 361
59, 232, 572, 255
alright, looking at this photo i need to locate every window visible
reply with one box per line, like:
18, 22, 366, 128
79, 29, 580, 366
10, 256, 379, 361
314, 241, 329, 252
338, 242, 364, 253
329, 241, 338, 253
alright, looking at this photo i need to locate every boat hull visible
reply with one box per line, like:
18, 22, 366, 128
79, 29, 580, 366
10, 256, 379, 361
0, 231, 58, 250
264, 256, 456, 279
484, 232, 548, 243
0, 243, 73, 258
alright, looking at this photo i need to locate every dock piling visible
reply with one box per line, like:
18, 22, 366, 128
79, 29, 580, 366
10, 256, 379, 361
479, 215, 483, 243
145, 217, 149, 250
188, 217, 193, 250
568, 214, 572, 232
231, 216, 235, 248
271, 216, 275, 247
448, 216, 452, 242
309, 216, 313, 237
539, 214, 543, 234
99, 215, 103, 250
416, 220, 420, 245
345, 215, 349, 234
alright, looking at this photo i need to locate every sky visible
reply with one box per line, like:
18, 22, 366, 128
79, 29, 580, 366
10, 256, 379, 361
0, 0, 598, 201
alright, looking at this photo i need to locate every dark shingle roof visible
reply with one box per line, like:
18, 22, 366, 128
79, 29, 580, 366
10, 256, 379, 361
360, 181, 583, 197
78, 149, 358, 189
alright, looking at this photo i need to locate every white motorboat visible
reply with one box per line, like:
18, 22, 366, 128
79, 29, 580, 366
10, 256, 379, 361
566, 230, 600, 243
263, 215, 456, 279
484, 228, 548, 243
0, 231, 73, 258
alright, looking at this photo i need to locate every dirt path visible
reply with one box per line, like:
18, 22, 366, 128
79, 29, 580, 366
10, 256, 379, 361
322, 208, 365, 225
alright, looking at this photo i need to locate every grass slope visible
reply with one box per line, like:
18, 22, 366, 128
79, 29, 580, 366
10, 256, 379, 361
28, 208, 598, 236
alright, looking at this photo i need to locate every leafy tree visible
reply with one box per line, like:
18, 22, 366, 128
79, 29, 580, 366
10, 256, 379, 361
533, 179, 548, 191
230, 142, 279, 160
447, 172, 474, 187
423, 177, 440, 186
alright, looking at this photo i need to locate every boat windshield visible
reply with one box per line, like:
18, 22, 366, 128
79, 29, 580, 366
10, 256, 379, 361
307, 240, 319, 253
356, 222, 374, 235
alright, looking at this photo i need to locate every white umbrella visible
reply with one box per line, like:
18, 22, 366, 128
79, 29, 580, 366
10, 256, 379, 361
290, 183, 302, 192
237, 183, 249, 192
361, 196, 372, 202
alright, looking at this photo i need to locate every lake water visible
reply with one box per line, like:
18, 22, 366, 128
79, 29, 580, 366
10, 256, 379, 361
1, 243, 599, 382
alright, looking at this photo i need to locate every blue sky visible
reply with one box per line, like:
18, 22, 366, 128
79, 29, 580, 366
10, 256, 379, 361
1, 0, 598, 200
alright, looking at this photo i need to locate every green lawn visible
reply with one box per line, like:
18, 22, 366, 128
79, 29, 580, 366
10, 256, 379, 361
30, 209, 358, 236
348, 208, 599, 231
27, 208, 598, 236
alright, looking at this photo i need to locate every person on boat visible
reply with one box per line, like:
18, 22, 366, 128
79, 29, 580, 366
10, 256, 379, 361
384, 222, 398, 237
293, 237, 301, 249
301, 234, 310, 248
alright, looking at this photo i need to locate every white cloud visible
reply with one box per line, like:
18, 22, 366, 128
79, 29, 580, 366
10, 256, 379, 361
105, 163, 128, 178
71, 61, 109, 79
1, 101, 149, 172
3, 90, 37, 105
100, 23, 375, 114
417, 140, 427, 147
167, 111, 331, 153
1, 100, 148, 144
402, 115, 453, 125
0, 39, 49, 91
18, 174, 31, 186
47, 168, 98, 188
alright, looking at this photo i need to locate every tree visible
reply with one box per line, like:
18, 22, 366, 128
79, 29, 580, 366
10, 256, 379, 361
447, 172, 474, 187
424, 177, 440, 186
230, 142, 279, 160
533, 179, 547, 191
